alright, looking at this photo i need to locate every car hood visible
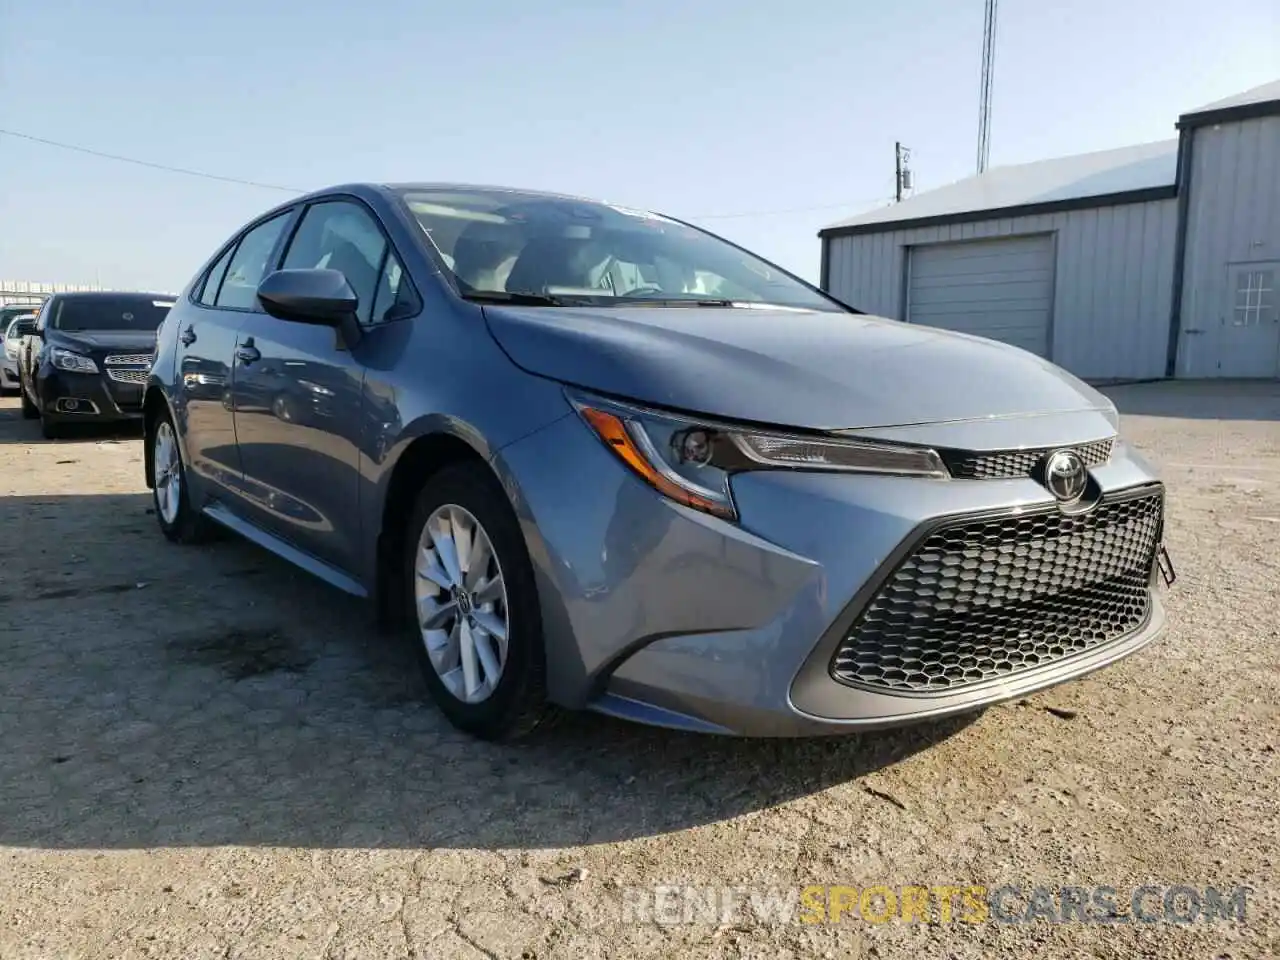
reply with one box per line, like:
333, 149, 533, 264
51, 330, 158, 353
482, 304, 1114, 431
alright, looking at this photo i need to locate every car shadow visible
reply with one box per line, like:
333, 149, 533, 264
0, 492, 976, 851
1101, 379, 1280, 422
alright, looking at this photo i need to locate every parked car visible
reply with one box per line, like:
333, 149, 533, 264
143, 182, 1175, 740
19, 291, 175, 438
0, 303, 43, 337
1, 312, 37, 394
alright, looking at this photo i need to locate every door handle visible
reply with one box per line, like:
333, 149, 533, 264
235, 339, 261, 365
180, 325, 197, 347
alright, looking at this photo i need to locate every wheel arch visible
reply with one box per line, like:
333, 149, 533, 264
142, 385, 174, 489
372, 427, 498, 629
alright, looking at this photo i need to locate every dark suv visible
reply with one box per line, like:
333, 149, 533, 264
20, 291, 175, 438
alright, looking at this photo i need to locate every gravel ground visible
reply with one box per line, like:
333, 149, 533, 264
0, 381, 1277, 960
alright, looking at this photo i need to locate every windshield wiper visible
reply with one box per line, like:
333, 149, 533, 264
460, 290, 570, 307
607, 297, 739, 307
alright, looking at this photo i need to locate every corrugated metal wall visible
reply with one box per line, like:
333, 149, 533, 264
824, 198, 1179, 380
1176, 115, 1280, 377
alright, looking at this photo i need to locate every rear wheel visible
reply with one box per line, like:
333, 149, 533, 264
150, 407, 214, 544
404, 462, 549, 740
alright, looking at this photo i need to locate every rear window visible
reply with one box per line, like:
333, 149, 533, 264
0, 306, 39, 327
52, 297, 175, 332
3, 316, 35, 338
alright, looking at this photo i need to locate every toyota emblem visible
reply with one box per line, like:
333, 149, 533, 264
1043, 449, 1088, 503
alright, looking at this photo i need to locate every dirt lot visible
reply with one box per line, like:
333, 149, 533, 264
0, 381, 1277, 959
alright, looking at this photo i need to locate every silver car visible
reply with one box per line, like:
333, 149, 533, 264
2, 313, 37, 394
143, 183, 1175, 740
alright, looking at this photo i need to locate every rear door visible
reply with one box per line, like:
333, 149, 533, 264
175, 210, 293, 493
233, 197, 413, 574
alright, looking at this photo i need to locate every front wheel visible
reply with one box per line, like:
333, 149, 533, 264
150, 408, 214, 544
404, 462, 550, 740
39, 413, 64, 440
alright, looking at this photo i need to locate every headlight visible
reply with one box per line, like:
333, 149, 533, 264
569, 392, 947, 521
51, 348, 99, 374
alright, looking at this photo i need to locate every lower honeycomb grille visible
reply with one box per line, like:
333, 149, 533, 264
831, 489, 1163, 693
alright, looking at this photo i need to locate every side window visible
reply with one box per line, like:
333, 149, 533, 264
369, 251, 418, 324
199, 244, 236, 306
216, 213, 290, 310
281, 200, 387, 325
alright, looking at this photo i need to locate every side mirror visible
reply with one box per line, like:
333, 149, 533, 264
257, 269, 358, 327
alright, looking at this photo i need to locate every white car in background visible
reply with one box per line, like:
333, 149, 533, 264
2, 313, 38, 394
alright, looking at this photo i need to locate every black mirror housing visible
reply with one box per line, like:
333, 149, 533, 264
257, 269, 358, 327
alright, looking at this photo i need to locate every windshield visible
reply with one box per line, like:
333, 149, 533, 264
399, 189, 843, 312
52, 296, 174, 332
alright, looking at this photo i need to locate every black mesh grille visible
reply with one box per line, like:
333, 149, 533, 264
831, 490, 1162, 693
942, 438, 1113, 480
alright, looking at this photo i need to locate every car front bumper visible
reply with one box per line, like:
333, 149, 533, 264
0, 360, 18, 390
37, 366, 146, 423
495, 413, 1171, 737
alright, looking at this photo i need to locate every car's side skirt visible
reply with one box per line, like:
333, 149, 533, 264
201, 502, 369, 599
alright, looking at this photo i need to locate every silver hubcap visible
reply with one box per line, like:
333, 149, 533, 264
414, 505, 509, 704
154, 421, 181, 525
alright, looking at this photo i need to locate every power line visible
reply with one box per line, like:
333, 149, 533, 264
0, 128, 305, 193
1, 126, 892, 222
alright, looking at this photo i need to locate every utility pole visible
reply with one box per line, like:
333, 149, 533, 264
895, 142, 913, 202
977, 0, 998, 173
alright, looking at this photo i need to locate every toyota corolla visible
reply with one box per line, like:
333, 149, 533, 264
143, 183, 1175, 740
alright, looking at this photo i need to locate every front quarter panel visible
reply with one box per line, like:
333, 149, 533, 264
349, 207, 575, 585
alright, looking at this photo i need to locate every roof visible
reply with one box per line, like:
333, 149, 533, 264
820, 139, 1178, 238
1180, 78, 1280, 128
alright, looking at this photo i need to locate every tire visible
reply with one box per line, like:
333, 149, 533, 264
149, 405, 214, 544
20, 383, 38, 419
39, 413, 64, 440
403, 462, 550, 741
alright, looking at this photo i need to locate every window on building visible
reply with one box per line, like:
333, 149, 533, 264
1234, 269, 1275, 327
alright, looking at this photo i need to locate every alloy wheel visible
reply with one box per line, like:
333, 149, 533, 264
413, 504, 510, 703
154, 421, 182, 525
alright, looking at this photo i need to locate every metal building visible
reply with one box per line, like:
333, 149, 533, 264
819, 80, 1280, 380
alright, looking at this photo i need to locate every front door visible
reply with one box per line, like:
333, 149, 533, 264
1219, 263, 1280, 378
232, 197, 405, 575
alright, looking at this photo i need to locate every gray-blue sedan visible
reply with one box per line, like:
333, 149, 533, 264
143, 183, 1174, 739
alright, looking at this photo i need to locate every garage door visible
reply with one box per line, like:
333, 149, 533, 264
907, 235, 1055, 357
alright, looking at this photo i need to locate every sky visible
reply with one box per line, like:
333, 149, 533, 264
0, 0, 1277, 293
